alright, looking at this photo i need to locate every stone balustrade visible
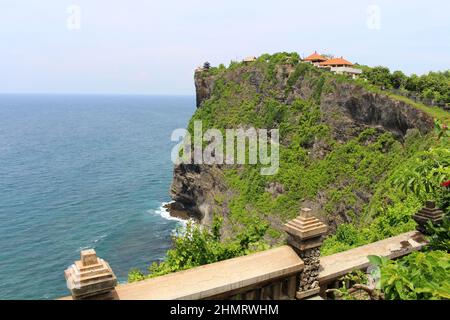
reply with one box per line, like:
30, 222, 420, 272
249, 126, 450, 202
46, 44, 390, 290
60, 202, 442, 300
318, 230, 428, 295
62, 245, 303, 300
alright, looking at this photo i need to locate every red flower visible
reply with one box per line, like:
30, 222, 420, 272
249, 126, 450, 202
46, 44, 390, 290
443, 124, 448, 130
441, 180, 450, 187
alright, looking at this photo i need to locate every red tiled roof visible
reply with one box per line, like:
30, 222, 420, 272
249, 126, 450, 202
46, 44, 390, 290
304, 51, 327, 62
320, 57, 353, 66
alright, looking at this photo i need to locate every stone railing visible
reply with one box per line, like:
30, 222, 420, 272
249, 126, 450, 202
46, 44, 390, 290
62, 246, 304, 300
60, 202, 443, 300
318, 230, 428, 295
318, 200, 443, 295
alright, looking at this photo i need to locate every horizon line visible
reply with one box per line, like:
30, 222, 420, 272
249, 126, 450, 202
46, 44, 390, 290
0, 92, 196, 97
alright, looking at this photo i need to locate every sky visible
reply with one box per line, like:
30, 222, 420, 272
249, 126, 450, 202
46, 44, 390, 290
1, 0, 449, 95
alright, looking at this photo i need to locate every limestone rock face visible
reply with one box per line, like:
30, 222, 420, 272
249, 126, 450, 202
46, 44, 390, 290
319, 82, 433, 141
170, 163, 226, 226
195, 70, 217, 108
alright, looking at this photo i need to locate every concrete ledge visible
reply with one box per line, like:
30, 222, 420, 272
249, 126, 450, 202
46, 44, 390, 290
61, 245, 303, 300
318, 231, 428, 285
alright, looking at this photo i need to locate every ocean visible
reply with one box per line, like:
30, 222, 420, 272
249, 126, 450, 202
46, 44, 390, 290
0, 94, 195, 299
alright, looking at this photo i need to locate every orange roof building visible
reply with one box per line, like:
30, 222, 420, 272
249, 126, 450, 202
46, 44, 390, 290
304, 51, 327, 63
319, 57, 353, 67
303, 52, 361, 78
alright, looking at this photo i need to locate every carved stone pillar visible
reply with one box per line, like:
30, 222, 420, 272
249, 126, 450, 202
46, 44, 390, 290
283, 209, 327, 300
412, 200, 444, 234
65, 249, 117, 299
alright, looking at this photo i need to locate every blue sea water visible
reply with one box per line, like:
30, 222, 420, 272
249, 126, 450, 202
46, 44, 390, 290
0, 94, 195, 299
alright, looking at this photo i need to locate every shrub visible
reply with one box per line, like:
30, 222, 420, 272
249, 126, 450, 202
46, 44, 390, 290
426, 216, 450, 252
368, 251, 450, 300
362, 66, 392, 89
391, 146, 450, 209
128, 216, 269, 281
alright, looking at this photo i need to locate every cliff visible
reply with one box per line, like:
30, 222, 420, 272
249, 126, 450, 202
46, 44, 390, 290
194, 64, 431, 138
169, 54, 435, 242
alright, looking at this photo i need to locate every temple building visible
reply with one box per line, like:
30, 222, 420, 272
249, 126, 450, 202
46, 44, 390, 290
319, 56, 353, 68
306, 53, 363, 79
304, 51, 327, 66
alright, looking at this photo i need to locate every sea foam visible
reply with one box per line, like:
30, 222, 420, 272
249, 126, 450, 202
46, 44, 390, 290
154, 201, 188, 225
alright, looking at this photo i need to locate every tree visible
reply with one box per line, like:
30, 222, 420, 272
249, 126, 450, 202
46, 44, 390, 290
405, 74, 419, 92
422, 88, 435, 100
391, 70, 407, 89
363, 66, 392, 89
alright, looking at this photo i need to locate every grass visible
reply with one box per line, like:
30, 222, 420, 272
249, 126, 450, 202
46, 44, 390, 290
356, 81, 450, 123
386, 92, 450, 123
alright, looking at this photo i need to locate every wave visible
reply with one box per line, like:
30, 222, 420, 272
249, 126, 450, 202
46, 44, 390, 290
93, 234, 108, 244
76, 234, 108, 253
153, 201, 188, 226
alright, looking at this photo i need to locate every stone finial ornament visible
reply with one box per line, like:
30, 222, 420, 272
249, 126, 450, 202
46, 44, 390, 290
412, 200, 445, 234
284, 209, 328, 300
65, 249, 117, 299
283, 208, 328, 251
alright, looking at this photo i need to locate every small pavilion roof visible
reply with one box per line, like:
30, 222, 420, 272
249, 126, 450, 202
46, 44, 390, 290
320, 57, 353, 66
304, 51, 327, 62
